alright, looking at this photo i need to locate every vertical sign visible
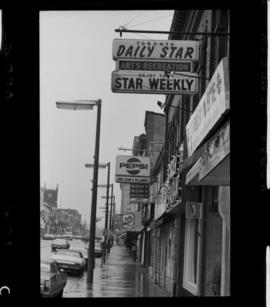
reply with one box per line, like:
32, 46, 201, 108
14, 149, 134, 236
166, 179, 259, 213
130, 183, 149, 203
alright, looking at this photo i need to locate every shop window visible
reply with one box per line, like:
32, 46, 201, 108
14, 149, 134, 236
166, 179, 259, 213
183, 218, 201, 295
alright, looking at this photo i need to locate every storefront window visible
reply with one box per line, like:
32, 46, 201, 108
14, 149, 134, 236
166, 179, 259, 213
183, 217, 201, 295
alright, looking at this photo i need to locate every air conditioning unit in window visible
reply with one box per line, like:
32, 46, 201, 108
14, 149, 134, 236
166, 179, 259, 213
186, 202, 202, 219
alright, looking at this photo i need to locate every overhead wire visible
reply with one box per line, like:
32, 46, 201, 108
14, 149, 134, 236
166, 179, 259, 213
128, 13, 174, 29
122, 11, 146, 28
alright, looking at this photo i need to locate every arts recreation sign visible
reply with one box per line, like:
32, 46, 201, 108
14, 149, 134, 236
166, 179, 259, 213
111, 71, 198, 94
186, 57, 230, 157
113, 39, 200, 61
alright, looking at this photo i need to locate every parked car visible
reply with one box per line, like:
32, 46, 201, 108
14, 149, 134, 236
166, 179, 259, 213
41, 260, 67, 298
62, 234, 73, 241
43, 234, 56, 240
51, 239, 70, 251
71, 247, 88, 270
94, 242, 102, 258
73, 235, 82, 241
50, 249, 86, 275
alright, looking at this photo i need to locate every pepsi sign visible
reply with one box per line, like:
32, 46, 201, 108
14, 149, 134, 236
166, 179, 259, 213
115, 155, 150, 180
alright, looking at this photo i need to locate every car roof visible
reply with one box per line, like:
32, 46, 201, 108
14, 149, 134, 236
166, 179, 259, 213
69, 247, 86, 251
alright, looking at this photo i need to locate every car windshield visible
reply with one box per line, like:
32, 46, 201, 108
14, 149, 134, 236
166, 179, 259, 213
54, 239, 66, 243
57, 250, 81, 258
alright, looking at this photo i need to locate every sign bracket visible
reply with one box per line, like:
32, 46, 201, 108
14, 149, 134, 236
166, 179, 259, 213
115, 27, 230, 38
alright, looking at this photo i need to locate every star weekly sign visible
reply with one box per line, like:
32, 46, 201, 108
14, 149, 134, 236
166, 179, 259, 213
111, 39, 199, 94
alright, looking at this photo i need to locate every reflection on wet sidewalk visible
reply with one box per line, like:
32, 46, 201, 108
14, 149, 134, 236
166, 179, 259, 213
64, 245, 170, 297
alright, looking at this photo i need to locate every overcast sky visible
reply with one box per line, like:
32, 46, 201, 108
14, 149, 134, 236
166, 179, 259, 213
40, 10, 174, 228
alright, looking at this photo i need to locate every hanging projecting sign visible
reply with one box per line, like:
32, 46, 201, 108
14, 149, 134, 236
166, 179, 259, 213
186, 202, 202, 219
111, 71, 198, 94
115, 155, 150, 183
113, 39, 200, 61
186, 57, 230, 157
116, 60, 192, 72
122, 213, 135, 228
130, 183, 149, 203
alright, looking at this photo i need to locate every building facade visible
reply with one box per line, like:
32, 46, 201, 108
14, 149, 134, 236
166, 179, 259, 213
130, 10, 230, 297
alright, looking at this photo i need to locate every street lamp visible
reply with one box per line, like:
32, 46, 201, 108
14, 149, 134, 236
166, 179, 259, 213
56, 99, 102, 284
86, 163, 111, 263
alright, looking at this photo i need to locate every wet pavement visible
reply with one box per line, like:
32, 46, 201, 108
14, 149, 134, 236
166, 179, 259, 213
63, 244, 170, 297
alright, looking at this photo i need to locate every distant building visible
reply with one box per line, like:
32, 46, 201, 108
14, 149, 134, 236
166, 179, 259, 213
43, 185, 58, 208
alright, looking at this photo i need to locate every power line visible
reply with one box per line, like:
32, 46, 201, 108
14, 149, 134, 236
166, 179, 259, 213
123, 11, 145, 28
129, 14, 173, 28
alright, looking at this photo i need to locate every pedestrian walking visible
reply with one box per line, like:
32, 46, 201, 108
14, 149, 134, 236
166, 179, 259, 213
211, 259, 221, 296
132, 243, 137, 261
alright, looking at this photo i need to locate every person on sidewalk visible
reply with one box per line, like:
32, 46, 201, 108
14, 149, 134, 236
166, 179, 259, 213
132, 243, 137, 261
211, 259, 221, 296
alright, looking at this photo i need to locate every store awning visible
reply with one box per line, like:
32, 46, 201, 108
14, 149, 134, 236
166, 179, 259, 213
186, 121, 230, 186
126, 231, 140, 242
185, 158, 202, 185
199, 154, 230, 185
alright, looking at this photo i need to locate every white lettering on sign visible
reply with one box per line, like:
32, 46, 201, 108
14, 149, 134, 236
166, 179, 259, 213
112, 71, 198, 94
113, 39, 200, 61
186, 57, 230, 157
117, 60, 191, 72
115, 176, 150, 183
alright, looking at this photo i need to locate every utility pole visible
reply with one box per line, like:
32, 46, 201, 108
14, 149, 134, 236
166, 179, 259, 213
103, 162, 110, 263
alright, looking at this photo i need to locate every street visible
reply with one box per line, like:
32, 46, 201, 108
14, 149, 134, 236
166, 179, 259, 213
41, 239, 170, 297
41, 238, 101, 297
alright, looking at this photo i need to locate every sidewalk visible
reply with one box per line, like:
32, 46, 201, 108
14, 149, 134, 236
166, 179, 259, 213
64, 244, 170, 297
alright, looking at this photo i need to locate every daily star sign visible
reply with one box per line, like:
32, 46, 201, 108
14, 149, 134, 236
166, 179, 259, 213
111, 39, 199, 94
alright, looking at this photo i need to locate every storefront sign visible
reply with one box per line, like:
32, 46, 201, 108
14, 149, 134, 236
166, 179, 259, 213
111, 71, 198, 94
186, 202, 202, 219
199, 121, 230, 182
115, 176, 150, 183
115, 155, 150, 179
186, 57, 230, 157
167, 155, 178, 181
122, 213, 135, 228
130, 183, 149, 203
154, 185, 168, 220
185, 158, 202, 185
113, 39, 200, 61
116, 60, 192, 72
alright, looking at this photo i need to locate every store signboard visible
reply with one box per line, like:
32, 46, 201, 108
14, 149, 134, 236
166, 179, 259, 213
186, 57, 230, 157
199, 121, 230, 182
186, 202, 202, 219
185, 158, 202, 185
111, 71, 198, 94
113, 39, 200, 61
